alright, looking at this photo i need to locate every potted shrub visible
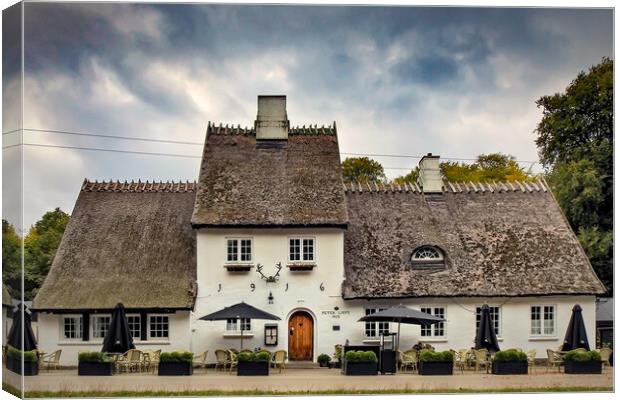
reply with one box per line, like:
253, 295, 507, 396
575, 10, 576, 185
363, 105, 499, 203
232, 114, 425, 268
5, 345, 38, 376
491, 349, 528, 375
343, 350, 378, 376
158, 351, 194, 376
78, 352, 114, 376
318, 353, 331, 368
237, 351, 270, 376
418, 349, 454, 375
564, 350, 602, 374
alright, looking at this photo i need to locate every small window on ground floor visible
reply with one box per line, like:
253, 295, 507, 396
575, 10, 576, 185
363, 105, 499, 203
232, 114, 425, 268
531, 305, 556, 336
91, 315, 111, 339
62, 315, 83, 340
364, 308, 389, 338
149, 315, 169, 339
226, 318, 251, 332
127, 314, 141, 339
475, 306, 502, 337
420, 307, 446, 338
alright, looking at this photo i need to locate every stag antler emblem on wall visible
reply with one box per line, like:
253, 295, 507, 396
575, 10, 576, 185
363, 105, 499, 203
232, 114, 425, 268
256, 262, 282, 283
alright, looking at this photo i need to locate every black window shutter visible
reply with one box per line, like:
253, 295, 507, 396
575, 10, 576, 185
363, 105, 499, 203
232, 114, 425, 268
82, 312, 90, 341
140, 311, 148, 341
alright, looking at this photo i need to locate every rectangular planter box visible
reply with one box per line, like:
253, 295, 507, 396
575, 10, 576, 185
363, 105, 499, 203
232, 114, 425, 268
78, 361, 114, 376
237, 361, 269, 376
158, 361, 193, 376
492, 361, 528, 375
419, 361, 454, 375
564, 361, 602, 374
6, 357, 39, 376
344, 362, 378, 376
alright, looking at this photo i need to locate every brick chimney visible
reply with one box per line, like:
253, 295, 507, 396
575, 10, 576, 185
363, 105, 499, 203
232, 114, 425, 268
255, 95, 289, 140
417, 153, 442, 193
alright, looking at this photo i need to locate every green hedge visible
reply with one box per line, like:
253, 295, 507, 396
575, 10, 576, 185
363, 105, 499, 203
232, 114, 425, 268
6, 345, 38, 362
419, 349, 454, 362
160, 351, 193, 363
493, 349, 527, 362
344, 350, 377, 363
564, 350, 601, 362
238, 351, 271, 363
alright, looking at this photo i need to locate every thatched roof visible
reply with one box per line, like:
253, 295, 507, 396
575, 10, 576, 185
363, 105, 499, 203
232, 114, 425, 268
342, 179, 606, 299
191, 122, 348, 228
32, 180, 197, 311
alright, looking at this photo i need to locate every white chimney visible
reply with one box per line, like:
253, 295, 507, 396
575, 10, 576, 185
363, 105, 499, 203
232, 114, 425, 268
417, 153, 443, 193
255, 95, 289, 140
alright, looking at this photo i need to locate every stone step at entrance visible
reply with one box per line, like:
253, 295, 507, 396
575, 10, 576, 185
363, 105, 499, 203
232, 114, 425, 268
285, 361, 322, 369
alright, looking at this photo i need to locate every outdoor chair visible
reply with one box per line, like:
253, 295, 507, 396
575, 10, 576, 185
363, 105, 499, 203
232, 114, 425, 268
117, 349, 143, 373
193, 350, 208, 372
598, 347, 612, 367
526, 350, 536, 371
452, 350, 466, 374
147, 349, 161, 374
228, 350, 238, 374
214, 349, 230, 372
332, 344, 342, 365
398, 350, 416, 373
546, 349, 564, 372
40, 349, 62, 370
473, 349, 490, 373
270, 350, 287, 373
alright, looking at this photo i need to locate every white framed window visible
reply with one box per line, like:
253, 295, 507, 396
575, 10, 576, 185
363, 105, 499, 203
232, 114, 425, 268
411, 246, 445, 268
531, 305, 556, 336
226, 318, 251, 332
420, 307, 446, 338
475, 306, 502, 337
62, 315, 83, 340
91, 315, 111, 339
148, 315, 169, 339
289, 238, 315, 262
226, 238, 252, 262
364, 308, 390, 338
127, 314, 141, 339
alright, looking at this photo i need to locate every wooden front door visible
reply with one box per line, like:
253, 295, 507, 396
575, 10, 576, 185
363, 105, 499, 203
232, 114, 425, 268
288, 311, 313, 361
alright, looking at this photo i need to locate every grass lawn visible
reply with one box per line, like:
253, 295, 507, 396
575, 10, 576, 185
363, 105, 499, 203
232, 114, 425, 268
3, 383, 613, 397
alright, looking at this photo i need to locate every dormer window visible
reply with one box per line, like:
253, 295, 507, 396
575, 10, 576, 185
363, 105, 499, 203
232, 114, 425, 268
411, 246, 445, 269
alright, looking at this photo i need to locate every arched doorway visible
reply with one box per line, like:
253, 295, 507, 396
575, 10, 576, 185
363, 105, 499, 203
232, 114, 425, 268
288, 311, 314, 361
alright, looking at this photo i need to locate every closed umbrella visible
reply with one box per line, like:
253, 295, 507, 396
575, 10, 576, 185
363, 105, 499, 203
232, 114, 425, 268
561, 304, 590, 351
7, 303, 37, 351
102, 303, 135, 354
358, 305, 445, 350
199, 302, 280, 349
475, 304, 500, 353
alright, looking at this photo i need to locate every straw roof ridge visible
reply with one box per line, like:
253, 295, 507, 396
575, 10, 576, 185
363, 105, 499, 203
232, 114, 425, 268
81, 179, 196, 193
343, 178, 549, 194
207, 121, 337, 136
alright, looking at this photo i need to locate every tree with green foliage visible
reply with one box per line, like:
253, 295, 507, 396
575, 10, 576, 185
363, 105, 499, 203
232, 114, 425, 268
392, 167, 419, 186
2, 220, 22, 299
23, 208, 70, 300
342, 157, 386, 184
535, 57, 613, 294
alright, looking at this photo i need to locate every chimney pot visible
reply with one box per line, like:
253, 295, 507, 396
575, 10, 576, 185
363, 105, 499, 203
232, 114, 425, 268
417, 153, 442, 193
255, 95, 289, 140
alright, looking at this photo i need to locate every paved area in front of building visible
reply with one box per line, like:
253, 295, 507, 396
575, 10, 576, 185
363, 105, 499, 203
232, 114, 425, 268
3, 366, 613, 395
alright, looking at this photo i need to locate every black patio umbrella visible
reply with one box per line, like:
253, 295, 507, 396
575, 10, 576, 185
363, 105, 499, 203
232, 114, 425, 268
7, 303, 37, 351
561, 304, 590, 351
199, 302, 280, 349
102, 303, 135, 354
358, 305, 445, 350
475, 304, 500, 353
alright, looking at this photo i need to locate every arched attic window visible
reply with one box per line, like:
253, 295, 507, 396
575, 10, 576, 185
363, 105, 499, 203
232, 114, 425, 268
411, 246, 446, 269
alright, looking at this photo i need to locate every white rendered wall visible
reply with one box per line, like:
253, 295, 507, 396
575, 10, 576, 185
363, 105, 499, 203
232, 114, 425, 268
36, 311, 191, 366
193, 226, 598, 363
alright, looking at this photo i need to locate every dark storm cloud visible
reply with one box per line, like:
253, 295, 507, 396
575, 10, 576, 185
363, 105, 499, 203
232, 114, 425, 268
5, 3, 613, 227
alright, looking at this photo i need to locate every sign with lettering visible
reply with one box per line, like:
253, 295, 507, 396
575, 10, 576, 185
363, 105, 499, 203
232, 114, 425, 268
321, 310, 351, 319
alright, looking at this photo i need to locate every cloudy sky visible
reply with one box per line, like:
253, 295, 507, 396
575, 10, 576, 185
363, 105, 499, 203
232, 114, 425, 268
2, 3, 613, 229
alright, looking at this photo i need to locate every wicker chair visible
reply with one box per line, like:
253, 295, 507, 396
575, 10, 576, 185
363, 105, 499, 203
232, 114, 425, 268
193, 350, 208, 372
526, 350, 536, 371
270, 350, 287, 373
398, 350, 417, 373
598, 347, 612, 367
473, 349, 490, 373
40, 349, 62, 370
117, 349, 143, 373
546, 349, 564, 372
228, 350, 238, 374
452, 350, 467, 374
214, 349, 230, 372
